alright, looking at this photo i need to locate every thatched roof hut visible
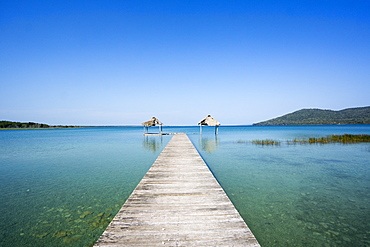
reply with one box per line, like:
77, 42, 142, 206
198, 115, 220, 126
142, 117, 163, 127
142, 117, 163, 134
198, 115, 220, 134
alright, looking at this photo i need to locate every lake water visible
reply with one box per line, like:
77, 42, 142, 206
0, 125, 369, 246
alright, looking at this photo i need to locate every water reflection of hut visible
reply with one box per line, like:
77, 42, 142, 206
143, 135, 163, 152
199, 136, 219, 153
142, 117, 163, 134
198, 115, 221, 134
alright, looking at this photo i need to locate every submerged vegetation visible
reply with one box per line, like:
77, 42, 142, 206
31, 204, 119, 246
245, 134, 370, 146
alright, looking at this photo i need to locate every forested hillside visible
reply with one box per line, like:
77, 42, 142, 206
253, 106, 370, 125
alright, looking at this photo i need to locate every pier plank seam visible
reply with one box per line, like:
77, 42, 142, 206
94, 134, 260, 247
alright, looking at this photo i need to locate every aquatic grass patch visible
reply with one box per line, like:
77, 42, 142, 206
252, 139, 281, 146
287, 134, 370, 144
235, 139, 281, 145
238, 134, 370, 146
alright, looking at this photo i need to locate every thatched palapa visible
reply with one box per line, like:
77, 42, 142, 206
142, 117, 163, 133
198, 115, 221, 126
198, 115, 220, 134
142, 117, 163, 127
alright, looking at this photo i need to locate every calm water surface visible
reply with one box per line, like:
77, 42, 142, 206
0, 125, 369, 246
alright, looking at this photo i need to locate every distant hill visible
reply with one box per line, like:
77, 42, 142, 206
253, 106, 370, 126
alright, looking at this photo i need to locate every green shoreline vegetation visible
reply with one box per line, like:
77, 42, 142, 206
248, 134, 370, 146
0, 120, 79, 129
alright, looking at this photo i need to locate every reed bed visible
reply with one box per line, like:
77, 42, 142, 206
288, 134, 370, 144
252, 139, 281, 146
239, 134, 370, 146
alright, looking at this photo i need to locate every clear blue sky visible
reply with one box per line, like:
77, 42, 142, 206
1, 0, 369, 125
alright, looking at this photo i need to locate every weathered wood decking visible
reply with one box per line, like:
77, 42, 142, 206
94, 134, 260, 246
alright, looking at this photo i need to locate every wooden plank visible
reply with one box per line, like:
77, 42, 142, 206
94, 134, 260, 246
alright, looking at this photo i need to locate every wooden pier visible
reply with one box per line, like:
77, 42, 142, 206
94, 134, 260, 246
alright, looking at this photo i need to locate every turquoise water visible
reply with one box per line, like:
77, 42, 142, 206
0, 126, 369, 246
0, 127, 172, 246
189, 125, 370, 247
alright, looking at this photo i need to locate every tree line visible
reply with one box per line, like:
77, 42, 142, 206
0, 121, 77, 129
